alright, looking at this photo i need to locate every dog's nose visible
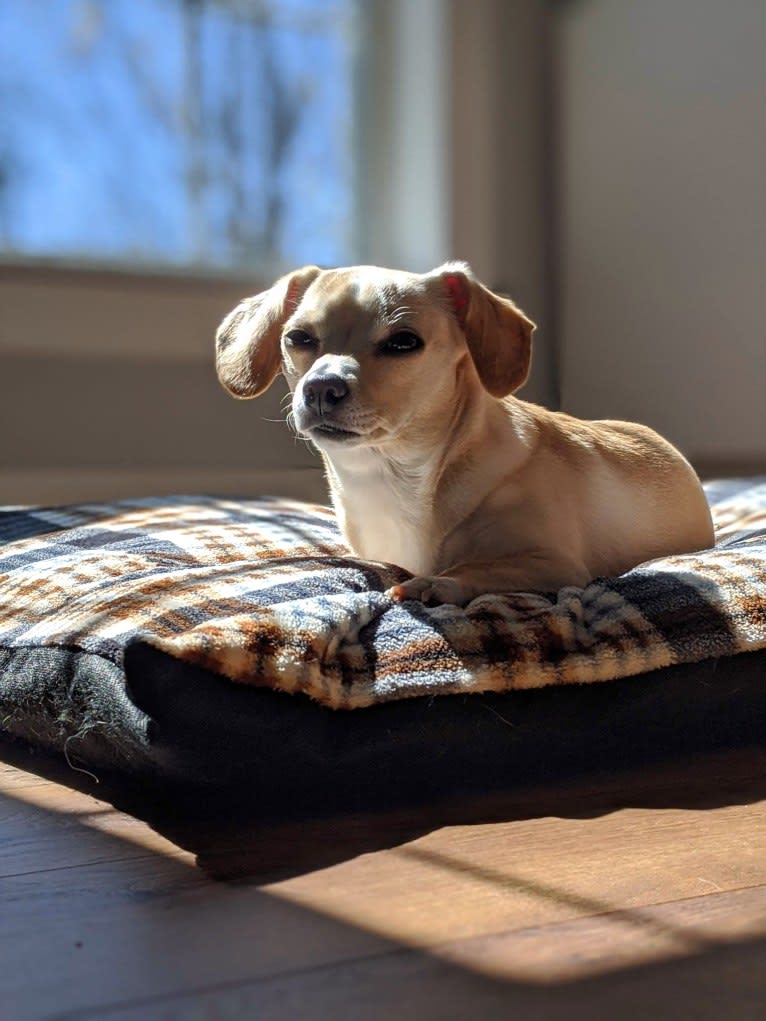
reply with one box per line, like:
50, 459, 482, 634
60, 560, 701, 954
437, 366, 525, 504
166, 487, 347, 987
303, 374, 349, 415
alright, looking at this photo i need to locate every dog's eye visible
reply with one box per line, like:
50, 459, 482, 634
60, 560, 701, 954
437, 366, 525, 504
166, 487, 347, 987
284, 329, 317, 349
379, 330, 423, 355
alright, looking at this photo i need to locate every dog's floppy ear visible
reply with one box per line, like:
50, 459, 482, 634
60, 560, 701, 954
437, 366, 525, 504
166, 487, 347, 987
431, 262, 535, 397
216, 265, 321, 398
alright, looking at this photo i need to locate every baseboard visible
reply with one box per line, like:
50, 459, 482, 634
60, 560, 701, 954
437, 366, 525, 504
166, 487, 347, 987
0, 467, 329, 507
693, 459, 766, 481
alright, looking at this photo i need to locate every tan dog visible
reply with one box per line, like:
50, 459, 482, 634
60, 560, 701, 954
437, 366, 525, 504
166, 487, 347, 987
216, 262, 714, 605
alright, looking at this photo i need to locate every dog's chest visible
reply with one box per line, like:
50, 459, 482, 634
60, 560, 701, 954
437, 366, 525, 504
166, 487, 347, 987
332, 460, 436, 576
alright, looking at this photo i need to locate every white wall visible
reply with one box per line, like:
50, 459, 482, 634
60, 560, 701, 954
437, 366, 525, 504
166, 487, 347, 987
359, 0, 558, 409
449, 0, 557, 409
5, 0, 764, 508
0, 264, 327, 504
558, 0, 766, 473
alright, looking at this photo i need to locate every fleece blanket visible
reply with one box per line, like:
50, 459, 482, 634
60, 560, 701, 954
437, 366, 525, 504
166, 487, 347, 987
0, 478, 764, 712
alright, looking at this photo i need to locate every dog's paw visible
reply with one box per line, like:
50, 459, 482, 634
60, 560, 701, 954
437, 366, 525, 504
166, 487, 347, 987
387, 575, 468, 606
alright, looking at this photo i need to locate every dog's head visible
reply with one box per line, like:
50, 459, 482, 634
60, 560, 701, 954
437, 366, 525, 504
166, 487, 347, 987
215, 263, 535, 452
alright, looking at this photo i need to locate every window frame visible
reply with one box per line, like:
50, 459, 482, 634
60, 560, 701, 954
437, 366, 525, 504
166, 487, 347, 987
1, 0, 556, 397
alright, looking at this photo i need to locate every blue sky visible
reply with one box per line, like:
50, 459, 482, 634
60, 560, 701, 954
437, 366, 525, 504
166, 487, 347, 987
0, 0, 356, 270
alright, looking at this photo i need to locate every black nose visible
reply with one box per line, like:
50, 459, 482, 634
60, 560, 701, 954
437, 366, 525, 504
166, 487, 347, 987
303, 374, 349, 415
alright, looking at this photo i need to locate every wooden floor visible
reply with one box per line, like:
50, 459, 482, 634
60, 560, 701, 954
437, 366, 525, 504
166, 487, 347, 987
2, 741, 766, 1020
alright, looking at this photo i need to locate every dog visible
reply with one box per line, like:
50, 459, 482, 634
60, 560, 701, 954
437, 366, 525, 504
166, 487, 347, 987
216, 262, 714, 605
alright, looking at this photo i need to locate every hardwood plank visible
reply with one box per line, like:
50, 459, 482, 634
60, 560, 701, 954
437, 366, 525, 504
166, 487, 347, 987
0, 783, 193, 876
0, 761, 54, 791
2, 748, 766, 1020
265, 797, 766, 948
0, 765, 391, 1020
433, 883, 766, 981
1, 850, 392, 1021
60, 902, 766, 1021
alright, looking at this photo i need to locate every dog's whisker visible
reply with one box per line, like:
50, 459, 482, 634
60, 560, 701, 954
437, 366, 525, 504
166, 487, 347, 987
386, 306, 414, 329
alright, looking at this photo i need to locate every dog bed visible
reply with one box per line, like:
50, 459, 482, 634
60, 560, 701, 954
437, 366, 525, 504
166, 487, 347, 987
1, 478, 764, 800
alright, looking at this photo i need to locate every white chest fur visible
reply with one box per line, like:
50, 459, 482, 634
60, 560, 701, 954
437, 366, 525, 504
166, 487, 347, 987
324, 448, 437, 575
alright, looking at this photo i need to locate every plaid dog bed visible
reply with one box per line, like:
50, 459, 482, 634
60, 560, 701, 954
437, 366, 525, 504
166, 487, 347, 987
1, 478, 765, 712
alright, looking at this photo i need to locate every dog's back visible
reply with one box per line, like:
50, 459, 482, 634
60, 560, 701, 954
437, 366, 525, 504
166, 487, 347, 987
517, 405, 714, 577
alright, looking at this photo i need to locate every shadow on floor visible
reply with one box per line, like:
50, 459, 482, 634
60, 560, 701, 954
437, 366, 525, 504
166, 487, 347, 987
3, 729, 765, 884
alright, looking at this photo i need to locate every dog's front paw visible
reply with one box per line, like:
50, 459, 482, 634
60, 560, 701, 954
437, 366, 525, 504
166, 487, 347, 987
387, 575, 468, 606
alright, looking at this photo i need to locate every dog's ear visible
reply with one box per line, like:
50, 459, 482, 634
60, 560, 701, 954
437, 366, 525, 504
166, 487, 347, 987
216, 265, 321, 398
430, 262, 535, 397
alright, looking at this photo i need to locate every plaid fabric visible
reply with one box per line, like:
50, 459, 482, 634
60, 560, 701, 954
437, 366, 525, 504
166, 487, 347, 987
1, 481, 765, 710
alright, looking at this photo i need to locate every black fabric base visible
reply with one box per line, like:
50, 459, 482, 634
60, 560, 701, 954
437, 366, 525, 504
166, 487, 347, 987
0, 647, 152, 773
126, 646, 766, 810
2, 640, 764, 812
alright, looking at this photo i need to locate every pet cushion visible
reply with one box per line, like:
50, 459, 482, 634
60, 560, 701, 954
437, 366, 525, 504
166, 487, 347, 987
0, 479, 765, 792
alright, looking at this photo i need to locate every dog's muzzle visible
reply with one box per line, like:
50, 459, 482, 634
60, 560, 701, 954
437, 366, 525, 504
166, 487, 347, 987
302, 373, 349, 417
296, 371, 360, 443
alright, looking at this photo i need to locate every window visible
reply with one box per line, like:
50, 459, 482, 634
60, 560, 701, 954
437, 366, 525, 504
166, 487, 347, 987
0, 0, 358, 272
